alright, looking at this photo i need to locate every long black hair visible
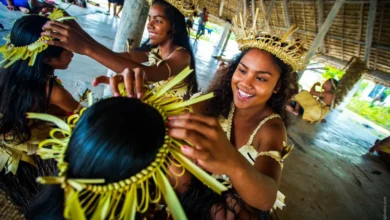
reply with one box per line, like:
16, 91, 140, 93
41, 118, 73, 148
0, 15, 65, 215
27, 97, 166, 219
139, 0, 198, 96
204, 49, 298, 127
0, 15, 64, 143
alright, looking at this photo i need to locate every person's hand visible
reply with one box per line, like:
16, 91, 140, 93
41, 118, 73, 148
41, 21, 93, 55
92, 68, 146, 98
167, 113, 243, 175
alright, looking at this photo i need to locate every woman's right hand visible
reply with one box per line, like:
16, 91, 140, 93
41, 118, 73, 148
41, 21, 93, 55
92, 68, 146, 98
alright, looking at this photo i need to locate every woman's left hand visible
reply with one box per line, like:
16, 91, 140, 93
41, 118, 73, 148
167, 113, 242, 175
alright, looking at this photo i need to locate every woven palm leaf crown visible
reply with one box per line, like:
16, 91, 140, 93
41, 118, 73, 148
27, 67, 227, 220
232, 8, 308, 72
0, 8, 75, 68
147, 0, 198, 17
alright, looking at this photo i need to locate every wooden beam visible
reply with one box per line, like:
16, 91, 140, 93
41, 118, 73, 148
259, 0, 270, 32
364, 0, 377, 64
283, 0, 291, 28
272, 24, 390, 51
243, 0, 247, 19
259, 0, 266, 15
357, 3, 364, 57
302, 2, 307, 41
317, 0, 325, 53
265, 0, 277, 22
374, 4, 384, 69
219, 0, 225, 17
342, 5, 345, 60
305, 0, 346, 62
251, 0, 255, 20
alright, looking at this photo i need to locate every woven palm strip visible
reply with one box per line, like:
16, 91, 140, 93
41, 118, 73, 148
332, 57, 368, 108
0, 190, 24, 220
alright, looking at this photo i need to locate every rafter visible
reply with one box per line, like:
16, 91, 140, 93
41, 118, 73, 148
265, 0, 277, 22
357, 3, 364, 57
364, 0, 377, 64
219, 0, 225, 17
283, 0, 291, 40
305, 0, 346, 63
374, 3, 384, 70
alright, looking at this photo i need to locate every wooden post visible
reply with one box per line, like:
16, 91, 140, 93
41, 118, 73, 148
305, 0, 346, 63
111, 0, 149, 54
104, 0, 149, 97
213, 21, 232, 57
364, 0, 377, 64
219, 0, 225, 17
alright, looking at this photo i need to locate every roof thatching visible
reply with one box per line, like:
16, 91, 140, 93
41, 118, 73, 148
198, 0, 390, 83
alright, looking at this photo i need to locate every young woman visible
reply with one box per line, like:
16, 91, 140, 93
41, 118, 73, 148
167, 47, 300, 219
0, 14, 80, 214
41, 0, 198, 98
287, 78, 338, 116
27, 97, 168, 219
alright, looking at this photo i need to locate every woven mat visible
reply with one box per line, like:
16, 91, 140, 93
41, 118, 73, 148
0, 190, 24, 220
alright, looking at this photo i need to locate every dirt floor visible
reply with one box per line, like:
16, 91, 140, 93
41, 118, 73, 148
1, 3, 389, 220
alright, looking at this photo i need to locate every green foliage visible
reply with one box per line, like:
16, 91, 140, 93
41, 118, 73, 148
347, 97, 390, 130
354, 80, 370, 97
322, 66, 345, 80
359, 80, 369, 91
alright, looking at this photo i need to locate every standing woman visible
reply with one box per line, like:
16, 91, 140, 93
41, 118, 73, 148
167, 23, 307, 219
41, 0, 198, 98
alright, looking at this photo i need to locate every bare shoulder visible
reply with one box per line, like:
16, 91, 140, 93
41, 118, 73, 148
253, 116, 286, 152
170, 48, 191, 62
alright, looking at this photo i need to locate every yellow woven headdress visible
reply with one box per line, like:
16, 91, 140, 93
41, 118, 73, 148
232, 8, 308, 72
0, 8, 75, 68
147, 0, 198, 17
27, 67, 227, 220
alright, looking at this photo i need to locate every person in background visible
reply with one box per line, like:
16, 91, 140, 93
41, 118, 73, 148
1, 0, 54, 13
107, 0, 124, 18
195, 7, 207, 40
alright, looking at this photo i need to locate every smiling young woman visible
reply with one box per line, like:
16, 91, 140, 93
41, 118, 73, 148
167, 22, 306, 218
41, 0, 198, 98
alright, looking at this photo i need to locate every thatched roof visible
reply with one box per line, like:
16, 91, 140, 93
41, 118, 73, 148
198, 0, 390, 83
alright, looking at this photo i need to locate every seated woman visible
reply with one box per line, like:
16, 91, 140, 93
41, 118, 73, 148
0, 0, 54, 14
286, 78, 338, 123
167, 22, 304, 218
41, 0, 198, 99
26, 75, 225, 219
0, 12, 81, 214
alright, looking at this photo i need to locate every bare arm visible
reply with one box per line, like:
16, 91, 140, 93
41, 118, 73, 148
86, 43, 190, 81
227, 120, 286, 210
167, 114, 286, 211
49, 84, 80, 113
42, 21, 190, 81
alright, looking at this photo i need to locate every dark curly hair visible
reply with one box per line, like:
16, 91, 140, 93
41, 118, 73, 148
204, 49, 298, 127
